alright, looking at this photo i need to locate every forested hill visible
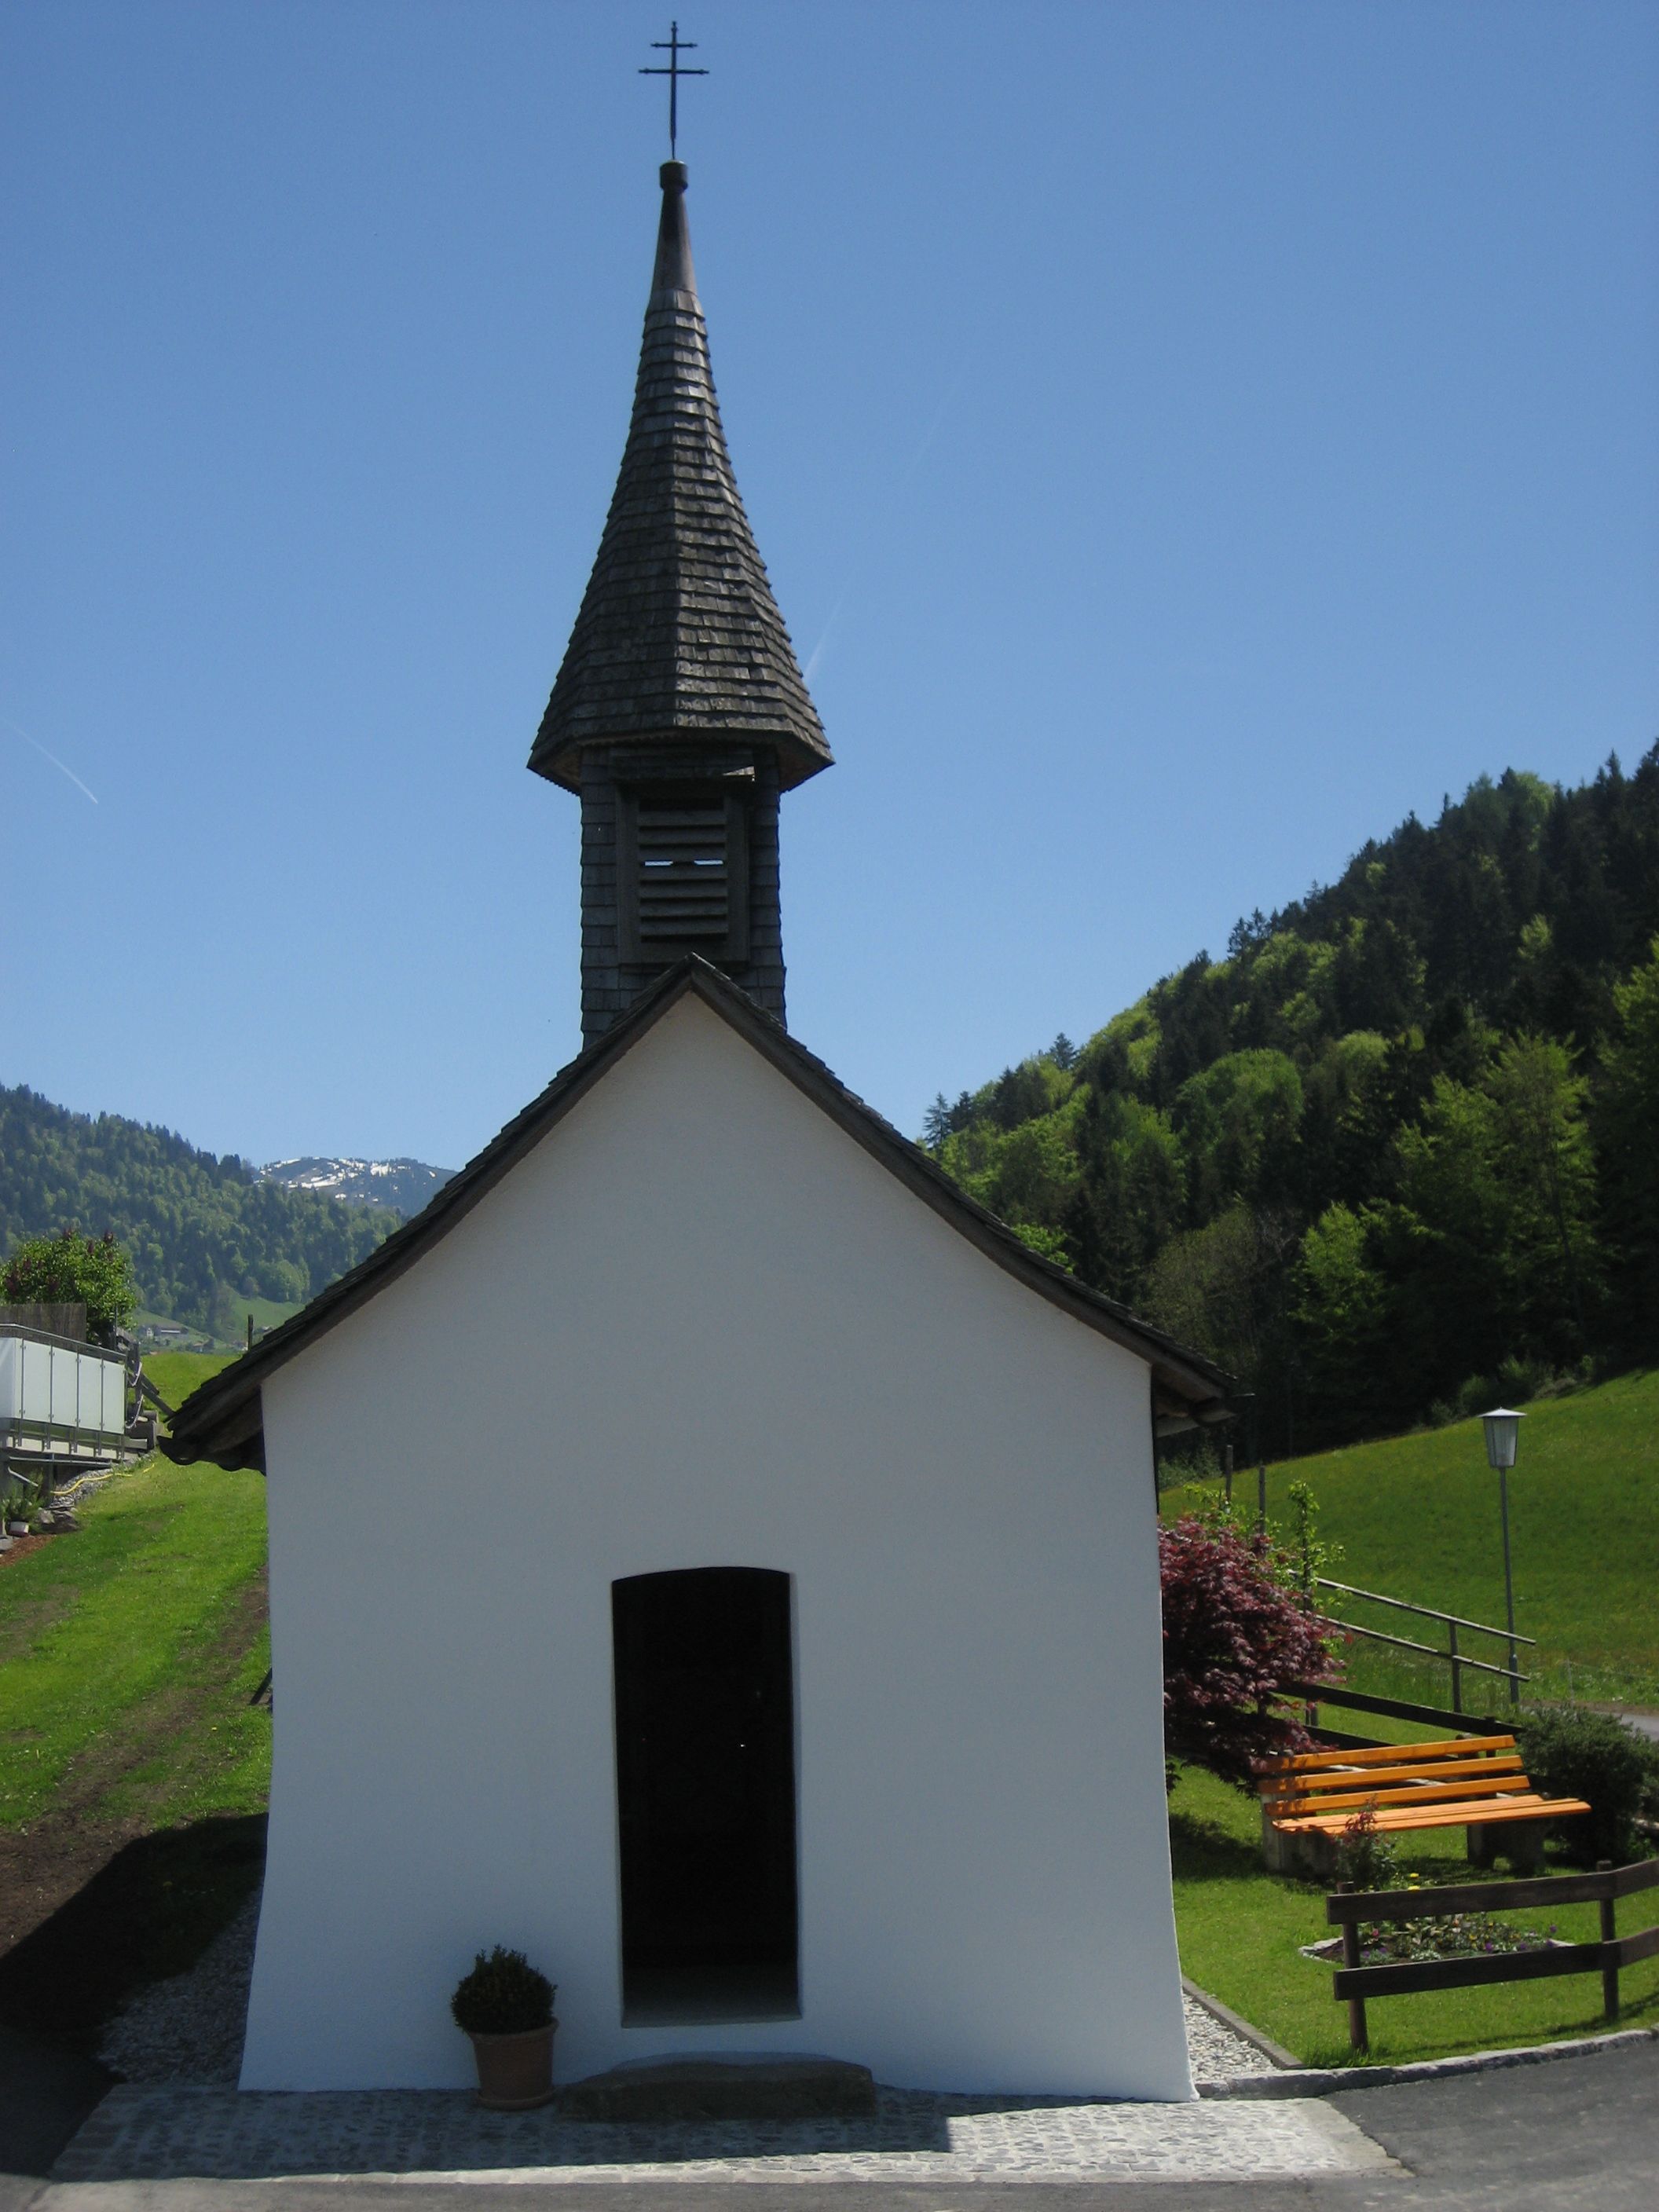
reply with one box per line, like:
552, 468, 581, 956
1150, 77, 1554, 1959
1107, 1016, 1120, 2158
925, 749, 1659, 1453
0, 1086, 397, 1333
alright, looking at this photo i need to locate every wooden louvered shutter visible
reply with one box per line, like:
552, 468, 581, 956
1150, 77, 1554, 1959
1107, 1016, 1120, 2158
636, 796, 729, 945
619, 782, 750, 963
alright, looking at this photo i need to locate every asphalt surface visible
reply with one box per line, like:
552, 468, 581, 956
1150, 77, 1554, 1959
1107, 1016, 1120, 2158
0, 2025, 108, 2210
5, 2036, 1657, 2209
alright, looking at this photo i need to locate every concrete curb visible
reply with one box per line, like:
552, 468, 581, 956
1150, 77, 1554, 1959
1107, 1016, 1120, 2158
1197, 2022, 1659, 2100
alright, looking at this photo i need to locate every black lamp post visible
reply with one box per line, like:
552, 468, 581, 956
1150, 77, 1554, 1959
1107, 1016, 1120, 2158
1481, 1407, 1525, 1705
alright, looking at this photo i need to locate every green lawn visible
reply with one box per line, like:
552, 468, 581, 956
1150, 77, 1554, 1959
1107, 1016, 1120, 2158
1171, 1762, 1659, 2066
0, 1386, 269, 2049
0, 1339, 257, 1862
144, 1349, 239, 1417
231, 1295, 303, 1337
1166, 1366, 1659, 1708
0, 1451, 269, 1836
1163, 1375, 1659, 2060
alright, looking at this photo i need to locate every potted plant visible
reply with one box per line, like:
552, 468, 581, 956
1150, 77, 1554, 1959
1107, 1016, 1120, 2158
450, 1946, 558, 2110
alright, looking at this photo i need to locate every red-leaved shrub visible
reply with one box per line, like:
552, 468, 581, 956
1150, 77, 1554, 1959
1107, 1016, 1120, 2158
1160, 1512, 1342, 1789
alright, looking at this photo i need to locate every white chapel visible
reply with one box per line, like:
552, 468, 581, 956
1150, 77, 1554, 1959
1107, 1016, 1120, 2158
168, 158, 1232, 2102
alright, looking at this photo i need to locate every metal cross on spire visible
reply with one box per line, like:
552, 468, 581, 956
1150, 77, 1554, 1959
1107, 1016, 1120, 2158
639, 21, 707, 159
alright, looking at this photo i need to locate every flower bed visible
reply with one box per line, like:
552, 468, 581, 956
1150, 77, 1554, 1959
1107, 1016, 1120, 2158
1352, 1908, 1555, 1965
1304, 1873, 1556, 1969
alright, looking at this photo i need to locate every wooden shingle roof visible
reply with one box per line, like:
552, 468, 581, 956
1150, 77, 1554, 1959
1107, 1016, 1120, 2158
529, 163, 831, 793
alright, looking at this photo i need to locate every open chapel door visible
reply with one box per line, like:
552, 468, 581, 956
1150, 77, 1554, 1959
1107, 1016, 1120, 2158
611, 1566, 800, 2023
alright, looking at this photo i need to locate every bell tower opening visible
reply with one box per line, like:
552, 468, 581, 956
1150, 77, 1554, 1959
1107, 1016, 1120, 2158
618, 773, 752, 965
611, 1566, 800, 2025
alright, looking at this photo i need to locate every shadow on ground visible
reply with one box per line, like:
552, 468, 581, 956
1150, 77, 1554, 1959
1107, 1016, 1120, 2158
0, 1813, 263, 2056
1170, 1810, 1291, 1884
0, 2022, 110, 2180
56, 2086, 974, 2182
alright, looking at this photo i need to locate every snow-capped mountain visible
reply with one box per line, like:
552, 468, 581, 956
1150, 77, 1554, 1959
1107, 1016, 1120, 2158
259, 1156, 456, 1220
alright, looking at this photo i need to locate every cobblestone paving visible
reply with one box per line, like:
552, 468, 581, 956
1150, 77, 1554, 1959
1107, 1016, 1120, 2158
77, 1925, 1338, 2186
56, 2084, 1390, 2186
100, 1910, 1273, 2097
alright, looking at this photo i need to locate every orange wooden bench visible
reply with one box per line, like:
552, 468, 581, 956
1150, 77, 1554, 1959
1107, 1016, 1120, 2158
1254, 1734, 1591, 1877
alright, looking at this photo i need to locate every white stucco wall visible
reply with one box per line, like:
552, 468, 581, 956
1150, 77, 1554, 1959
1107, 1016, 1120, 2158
246, 995, 1191, 2099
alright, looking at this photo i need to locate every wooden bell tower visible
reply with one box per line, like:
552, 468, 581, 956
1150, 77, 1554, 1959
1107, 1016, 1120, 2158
529, 163, 831, 1042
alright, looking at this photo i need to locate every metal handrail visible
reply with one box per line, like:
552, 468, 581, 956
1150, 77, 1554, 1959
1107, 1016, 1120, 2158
1317, 1615, 1527, 1685
1316, 1577, 1536, 1646
0, 1320, 123, 1358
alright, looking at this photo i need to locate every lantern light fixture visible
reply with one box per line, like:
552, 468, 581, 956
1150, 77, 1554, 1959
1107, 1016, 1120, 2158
1481, 1406, 1525, 1471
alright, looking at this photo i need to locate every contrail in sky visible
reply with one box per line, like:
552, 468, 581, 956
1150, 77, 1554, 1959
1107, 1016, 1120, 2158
804, 361, 969, 687
2, 714, 99, 804
802, 124, 1076, 692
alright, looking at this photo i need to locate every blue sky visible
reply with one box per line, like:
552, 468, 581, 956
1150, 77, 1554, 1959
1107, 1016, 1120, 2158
4, 0, 1655, 1170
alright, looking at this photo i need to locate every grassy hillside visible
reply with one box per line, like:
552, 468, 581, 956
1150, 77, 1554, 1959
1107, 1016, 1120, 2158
0, 1353, 255, 1844
0, 1448, 268, 2048
927, 753, 1659, 1452
238, 1295, 303, 1335
145, 1349, 241, 1415
1166, 1365, 1659, 1706
0, 1454, 268, 1837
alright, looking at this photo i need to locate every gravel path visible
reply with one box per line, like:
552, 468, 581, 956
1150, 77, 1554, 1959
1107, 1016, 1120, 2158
100, 1892, 260, 2086
99, 1892, 1276, 2092
1182, 1990, 1281, 2082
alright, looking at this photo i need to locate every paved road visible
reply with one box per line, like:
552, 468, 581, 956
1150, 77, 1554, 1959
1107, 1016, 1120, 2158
5, 2039, 1657, 2210
0, 2025, 107, 2212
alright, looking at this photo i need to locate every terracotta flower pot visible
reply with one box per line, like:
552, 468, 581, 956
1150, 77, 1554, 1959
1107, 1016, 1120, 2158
467, 2020, 557, 2110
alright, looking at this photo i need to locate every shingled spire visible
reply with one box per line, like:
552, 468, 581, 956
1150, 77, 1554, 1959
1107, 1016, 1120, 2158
533, 163, 831, 1043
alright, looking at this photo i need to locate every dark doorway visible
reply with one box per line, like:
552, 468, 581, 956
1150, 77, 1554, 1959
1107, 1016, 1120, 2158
612, 1566, 799, 2023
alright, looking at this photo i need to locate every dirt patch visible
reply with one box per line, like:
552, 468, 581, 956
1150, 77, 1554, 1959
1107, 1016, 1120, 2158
0, 1815, 145, 1968
0, 1814, 266, 2053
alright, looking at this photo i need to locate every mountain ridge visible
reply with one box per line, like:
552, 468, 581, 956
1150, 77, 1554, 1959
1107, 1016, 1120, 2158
0, 1090, 440, 1335
259, 1156, 455, 1216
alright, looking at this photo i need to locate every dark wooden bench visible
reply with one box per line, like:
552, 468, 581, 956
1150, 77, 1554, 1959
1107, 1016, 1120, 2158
1254, 1734, 1591, 1876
